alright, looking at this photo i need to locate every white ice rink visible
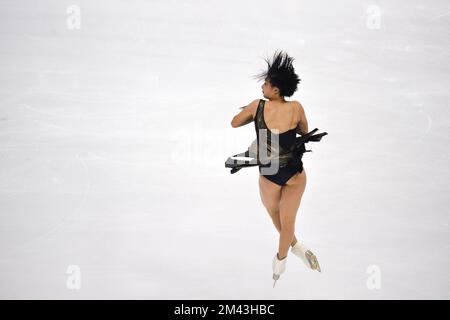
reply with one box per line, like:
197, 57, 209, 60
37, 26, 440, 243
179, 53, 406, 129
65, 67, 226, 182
0, 0, 449, 299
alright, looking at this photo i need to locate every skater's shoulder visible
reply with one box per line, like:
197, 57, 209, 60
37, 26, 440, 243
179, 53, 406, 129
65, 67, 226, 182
291, 100, 304, 111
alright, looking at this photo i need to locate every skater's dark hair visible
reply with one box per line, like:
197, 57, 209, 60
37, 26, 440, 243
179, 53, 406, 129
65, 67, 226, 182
253, 49, 301, 98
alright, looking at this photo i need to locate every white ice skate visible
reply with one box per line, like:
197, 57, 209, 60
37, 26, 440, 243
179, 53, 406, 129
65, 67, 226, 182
290, 241, 321, 272
272, 253, 287, 287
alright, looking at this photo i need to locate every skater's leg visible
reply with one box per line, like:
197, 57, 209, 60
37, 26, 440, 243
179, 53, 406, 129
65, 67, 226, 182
278, 170, 307, 259
259, 175, 298, 246
259, 175, 298, 247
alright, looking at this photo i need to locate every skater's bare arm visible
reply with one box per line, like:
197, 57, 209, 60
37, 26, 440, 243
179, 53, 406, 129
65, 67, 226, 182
295, 101, 308, 136
231, 99, 259, 128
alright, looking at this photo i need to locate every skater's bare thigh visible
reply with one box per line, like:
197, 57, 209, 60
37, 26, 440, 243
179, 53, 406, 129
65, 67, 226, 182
279, 169, 307, 229
258, 175, 282, 216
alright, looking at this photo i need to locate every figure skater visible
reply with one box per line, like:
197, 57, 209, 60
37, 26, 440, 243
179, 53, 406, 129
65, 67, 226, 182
230, 50, 322, 287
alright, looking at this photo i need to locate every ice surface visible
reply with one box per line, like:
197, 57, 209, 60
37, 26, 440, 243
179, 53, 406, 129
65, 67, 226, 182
0, 0, 449, 299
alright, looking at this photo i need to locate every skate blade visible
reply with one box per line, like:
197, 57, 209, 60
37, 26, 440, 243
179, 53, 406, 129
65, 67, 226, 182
272, 273, 280, 287
305, 250, 321, 272
316, 260, 322, 272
